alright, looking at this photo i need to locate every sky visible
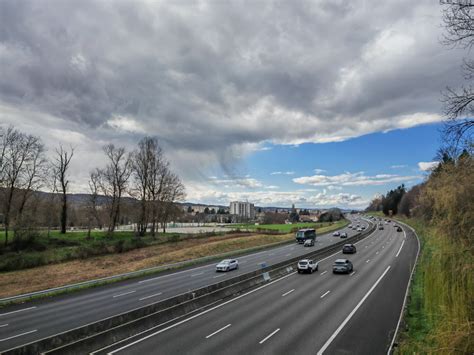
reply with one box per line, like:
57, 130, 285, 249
0, 0, 464, 209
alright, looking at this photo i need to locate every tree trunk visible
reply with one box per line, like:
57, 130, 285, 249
60, 192, 67, 234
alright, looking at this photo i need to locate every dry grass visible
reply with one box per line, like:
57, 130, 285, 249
0, 232, 293, 298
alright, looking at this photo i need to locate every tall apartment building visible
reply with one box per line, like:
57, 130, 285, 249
229, 201, 255, 219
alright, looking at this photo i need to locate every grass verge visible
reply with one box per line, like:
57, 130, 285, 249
0, 220, 347, 304
392, 217, 473, 354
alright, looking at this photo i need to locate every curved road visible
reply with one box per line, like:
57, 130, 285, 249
98, 219, 419, 355
0, 217, 368, 352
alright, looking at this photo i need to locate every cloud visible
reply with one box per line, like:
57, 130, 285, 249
293, 171, 421, 187
0, 0, 462, 192
418, 161, 439, 171
390, 164, 407, 169
271, 171, 295, 175
186, 184, 368, 208
314, 169, 327, 174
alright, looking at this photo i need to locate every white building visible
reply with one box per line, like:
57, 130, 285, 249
229, 201, 255, 219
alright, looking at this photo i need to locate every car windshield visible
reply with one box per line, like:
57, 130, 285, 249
299, 261, 308, 265
220, 260, 231, 264
335, 261, 346, 265
296, 232, 305, 238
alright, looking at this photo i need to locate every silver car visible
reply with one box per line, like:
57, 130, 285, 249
216, 259, 239, 272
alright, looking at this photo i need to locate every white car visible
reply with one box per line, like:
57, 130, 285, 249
297, 259, 319, 274
357, 227, 363, 232
216, 259, 239, 272
333, 231, 341, 237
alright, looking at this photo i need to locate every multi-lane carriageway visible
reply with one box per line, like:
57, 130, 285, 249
0, 216, 419, 355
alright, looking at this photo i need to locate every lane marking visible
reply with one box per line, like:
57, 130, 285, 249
317, 265, 391, 355
191, 272, 204, 277
213, 274, 225, 279
259, 328, 280, 344
320, 271, 327, 275
320, 290, 331, 299
395, 240, 405, 258
0, 307, 36, 317
285, 253, 292, 257
350, 271, 356, 276
106, 226, 381, 354
113, 290, 136, 298
107, 272, 296, 354
139, 292, 162, 301
0, 324, 8, 328
205, 324, 231, 339
282, 289, 295, 297
0, 329, 37, 342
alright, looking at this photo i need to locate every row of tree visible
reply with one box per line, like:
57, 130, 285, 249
366, 149, 472, 245
0, 126, 185, 245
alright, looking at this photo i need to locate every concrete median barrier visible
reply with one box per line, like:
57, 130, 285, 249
5, 221, 376, 355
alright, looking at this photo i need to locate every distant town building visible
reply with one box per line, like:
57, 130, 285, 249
230, 201, 255, 219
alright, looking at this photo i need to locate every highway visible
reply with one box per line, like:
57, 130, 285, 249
0, 217, 368, 352
97, 219, 419, 355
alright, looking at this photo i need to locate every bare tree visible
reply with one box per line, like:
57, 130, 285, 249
0, 128, 44, 245
53, 145, 74, 234
131, 137, 161, 236
99, 144, 132, 234
441, 1, 474, 147
86, 169, 102, 238
15, 137, 46, 233
158, 171, 185, 233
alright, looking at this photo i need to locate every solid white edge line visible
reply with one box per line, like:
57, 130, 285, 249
387, 223, 420, 355
0, 324, 8, 327
139, 292, 162, 301
320, 290, 331, 299
0, 306, 36, 317
113, 290, 136, 298
395, 240, 405, 258
205, 323, 231, 339
107, 272, 296, 354
0, 329, 37, 342
316, 265, 391, 355
7, 221, 364, 353
259, 328, 280, 344
281, 289, 295, 297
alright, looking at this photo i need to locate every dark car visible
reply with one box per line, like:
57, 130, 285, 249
397, 226, 402, 232
333, 259, 353, 274
342, 244, 356, 254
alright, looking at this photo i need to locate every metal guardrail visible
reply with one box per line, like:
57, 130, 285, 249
0, 220, 351, 304
3, 219, 375, 355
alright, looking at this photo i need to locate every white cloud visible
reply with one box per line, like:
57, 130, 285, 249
185, 184, 369, 209
390, 164, 407, 169
418, 161, 439, 171
314, 169, 327, 174
106, 116, 146, 134
293, 171, 421, 187
271, 171, 295, 175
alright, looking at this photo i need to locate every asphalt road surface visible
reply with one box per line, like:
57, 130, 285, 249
0, 217, 369, 352
98, 219, 418, 355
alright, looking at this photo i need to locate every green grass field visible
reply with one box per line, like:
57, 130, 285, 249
228, 221, 338, 232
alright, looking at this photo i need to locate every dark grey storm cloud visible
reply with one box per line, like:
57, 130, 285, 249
0, 0, 465, 187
